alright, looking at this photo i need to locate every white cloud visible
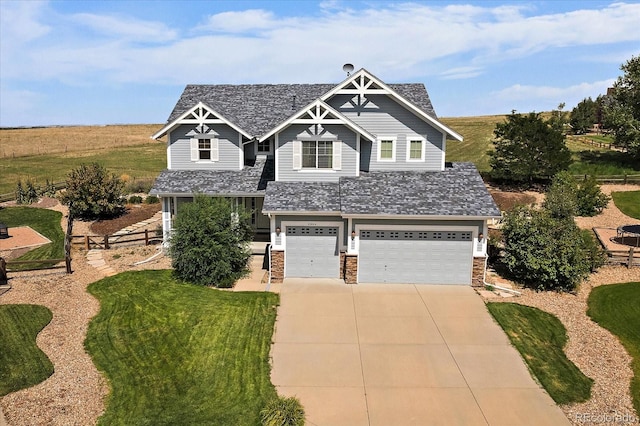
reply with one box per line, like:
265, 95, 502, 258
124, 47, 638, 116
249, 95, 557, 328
440, 66, 484, 80
198, 9, 286, 33
0, 88, 42, 127
69, 13, 178, 42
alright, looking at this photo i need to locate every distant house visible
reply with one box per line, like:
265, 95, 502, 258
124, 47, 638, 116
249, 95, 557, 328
151, 69, 500, 285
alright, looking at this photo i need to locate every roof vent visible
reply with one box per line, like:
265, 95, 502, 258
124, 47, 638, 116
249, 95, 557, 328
342, 63, 354, 76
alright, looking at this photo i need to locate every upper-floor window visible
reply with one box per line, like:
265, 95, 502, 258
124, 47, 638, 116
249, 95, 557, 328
190, 137, 219, 162
407, 137, 426, 161
257, 139, 271, 154
293, 139, 342, 171
377, 137, 396, 161
303, 140, 333, 169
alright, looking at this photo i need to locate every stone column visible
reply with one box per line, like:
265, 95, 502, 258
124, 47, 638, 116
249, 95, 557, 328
472, 257, 485, 288
344, 255, 358, 284
271, 250, 284, 283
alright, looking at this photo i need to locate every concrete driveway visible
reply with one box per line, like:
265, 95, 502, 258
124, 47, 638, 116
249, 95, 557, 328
271, 279, 569, 426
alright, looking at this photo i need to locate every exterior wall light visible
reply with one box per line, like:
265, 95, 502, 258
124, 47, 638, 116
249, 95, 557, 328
478, 232, 484, 242
351, 230, 356, 240
275, 227, 281, 236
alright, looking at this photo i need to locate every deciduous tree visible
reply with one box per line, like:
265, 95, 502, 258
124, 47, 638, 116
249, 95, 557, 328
570, 97, 597, 134
59, 163, 125, 219
603, 56, 640, 158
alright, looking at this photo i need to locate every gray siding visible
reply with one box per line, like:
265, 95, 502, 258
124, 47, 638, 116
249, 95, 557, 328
276, 124, 358, 182
327, 95, 444, 171
169, 124, 242, 170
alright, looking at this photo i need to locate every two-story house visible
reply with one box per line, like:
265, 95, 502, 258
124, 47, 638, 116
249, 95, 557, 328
150, 69, 500, 285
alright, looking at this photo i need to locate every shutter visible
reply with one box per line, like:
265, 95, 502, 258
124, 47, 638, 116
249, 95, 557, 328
293, 140, 302, 170
211, 138, 219, 161
190, 138, 199, 161
332, 140, 342, 170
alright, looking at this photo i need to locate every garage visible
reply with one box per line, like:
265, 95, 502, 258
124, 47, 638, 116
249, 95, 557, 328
285, 226, 340, 278
358, 230, 473, 284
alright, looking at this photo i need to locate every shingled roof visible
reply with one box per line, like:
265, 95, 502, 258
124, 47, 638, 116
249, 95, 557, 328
150, 158, 274, 196
263, 182, 341, 213
167, 83, 437, 138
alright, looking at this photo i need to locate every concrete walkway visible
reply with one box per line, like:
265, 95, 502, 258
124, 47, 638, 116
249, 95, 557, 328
271, 280, 569, 426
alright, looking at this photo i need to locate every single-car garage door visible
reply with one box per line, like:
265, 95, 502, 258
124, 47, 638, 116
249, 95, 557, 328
358, 230, 473, 284
286, 226, 340, 278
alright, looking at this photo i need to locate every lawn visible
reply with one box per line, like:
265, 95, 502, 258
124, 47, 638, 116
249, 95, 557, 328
611, 191, 640, 220
0, 207, 64, 264
0, 304, 54, 396
588, 282, 640, 415
0, 143, 166, 195
487, 302, 593, 404
85, 270, 279, 425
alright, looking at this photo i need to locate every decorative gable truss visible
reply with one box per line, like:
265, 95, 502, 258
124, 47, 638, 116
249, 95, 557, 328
151, 101, 252, 140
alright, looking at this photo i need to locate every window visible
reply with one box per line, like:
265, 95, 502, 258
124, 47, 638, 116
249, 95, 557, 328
257, 139, 271, 154
407, 137, 425, 161
302, 140, 333, 169
198, 139, 211, 160
377, 137, 396, 161
190, 137, 218, 161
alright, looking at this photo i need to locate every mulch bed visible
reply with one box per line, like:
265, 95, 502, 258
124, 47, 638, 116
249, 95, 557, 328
489, 190, 537, 211
89, 203, 160, 236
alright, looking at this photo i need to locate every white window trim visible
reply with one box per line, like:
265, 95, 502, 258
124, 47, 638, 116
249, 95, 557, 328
255, 138, 273, 155
406, 136, 426, 162
293, 139, 342, 171
377, 136, 396, 162
190, 137, 219, 162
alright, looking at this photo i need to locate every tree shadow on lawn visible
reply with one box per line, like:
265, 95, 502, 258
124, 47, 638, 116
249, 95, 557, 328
573, 150, 640, 173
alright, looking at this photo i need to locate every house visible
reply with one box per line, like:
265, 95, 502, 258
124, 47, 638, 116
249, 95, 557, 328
150, 69, 500, 285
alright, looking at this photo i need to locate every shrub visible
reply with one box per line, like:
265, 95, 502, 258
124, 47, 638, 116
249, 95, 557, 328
502, 206, 592, 291
15, 180, 25, 204
260, 396, 305, 426
40, 179, 57, 198
168, 196, 252, 287
15, 179, 40, 205
59, 163, 125, 220
576, 176, 610, 216
128, 195, 143, 204
145, 195, 159, 204
124, 178, 154, 195
543, 171, 578, 220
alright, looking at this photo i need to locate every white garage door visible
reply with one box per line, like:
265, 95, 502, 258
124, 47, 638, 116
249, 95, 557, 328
286, 226, 340, 278
358, 230, 473, 284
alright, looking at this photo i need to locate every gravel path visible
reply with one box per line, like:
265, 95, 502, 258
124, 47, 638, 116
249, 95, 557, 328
485, 184, 640, 425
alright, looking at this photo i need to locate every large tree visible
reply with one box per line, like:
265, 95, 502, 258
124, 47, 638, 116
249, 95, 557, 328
603, 55, 640, 158
168, 196, 252, 288
570, 97, 597, 134
489, 112, 572, 183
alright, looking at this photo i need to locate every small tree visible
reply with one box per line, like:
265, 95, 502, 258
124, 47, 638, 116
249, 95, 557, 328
570, 97, 597, 134
543, 171, 578, 220
169, 196, 252, 287
59, 163, 125, 219
489, 112, 572, 183
575, 175, 610, 217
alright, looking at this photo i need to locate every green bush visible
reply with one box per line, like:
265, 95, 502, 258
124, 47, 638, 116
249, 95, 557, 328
145, 195, 159, 204
502, 206, 592, 291
543, 171, 578, 220
128, 195, 143, 204
59, 163, 125, 220
260, 396, 305, 426
576, 176, 610, 216
168, 196, 252, 287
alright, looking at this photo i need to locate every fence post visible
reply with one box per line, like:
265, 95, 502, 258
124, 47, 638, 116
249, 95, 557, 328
65, 255, 72, 274
85, 235, 90, 250
624, 174, 628, 185
629, 247, 635, 269
104, 235, 110, 250
0, 257, 7, 285
145, 229, 149, 246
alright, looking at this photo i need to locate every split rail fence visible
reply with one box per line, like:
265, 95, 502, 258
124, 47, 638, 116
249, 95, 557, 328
71, 229, 158, 250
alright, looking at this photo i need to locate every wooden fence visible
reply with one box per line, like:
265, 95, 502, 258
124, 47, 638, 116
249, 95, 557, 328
604, 246, 639, 268
0, 181, 66, 203
71, 229, 157, 250
573, 174, 640, 184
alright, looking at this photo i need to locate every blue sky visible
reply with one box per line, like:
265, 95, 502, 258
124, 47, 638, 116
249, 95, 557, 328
1, 0, 639, 127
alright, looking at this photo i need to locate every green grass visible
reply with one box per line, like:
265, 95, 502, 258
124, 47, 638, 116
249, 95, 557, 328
0, 144, 166, 195
442, 115, 506, 172
612, 191, 640, 220
442, 115, 639, 176
0, 304, 54, 396
588, 282, 640, 415
0, 207, 64, 264
487, 302, 593, 404
85, 270, 279, 425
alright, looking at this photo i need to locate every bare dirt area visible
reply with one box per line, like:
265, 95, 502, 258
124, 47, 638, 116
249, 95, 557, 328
485, 184, 640, 424
488, 188, 541, 211
89, 203, 161, 235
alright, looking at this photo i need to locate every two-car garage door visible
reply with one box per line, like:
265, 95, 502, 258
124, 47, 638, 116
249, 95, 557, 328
358, 230, 473, 285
